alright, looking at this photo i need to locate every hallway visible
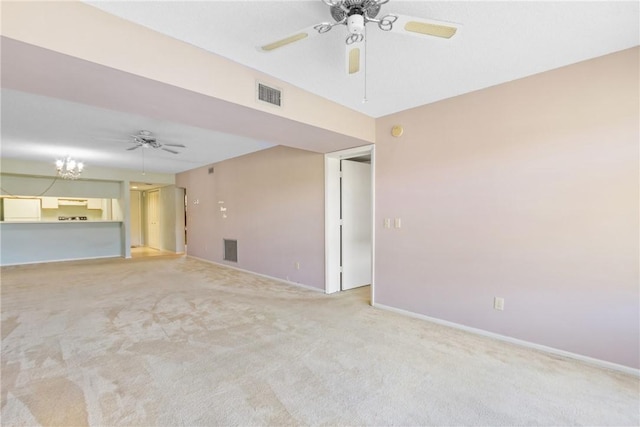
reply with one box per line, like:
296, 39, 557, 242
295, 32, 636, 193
130, 246, 179, 258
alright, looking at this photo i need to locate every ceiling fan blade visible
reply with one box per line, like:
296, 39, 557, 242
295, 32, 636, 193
347, 45, 362, 75
164, 143, 186, 148
385, 14, 461, 39
260, 33, 307, 52
126, 146, 140, 151
258, 22, 337, 52
162, 147, 179, 154
94, 137, 130, 143
345, 35, 365, 75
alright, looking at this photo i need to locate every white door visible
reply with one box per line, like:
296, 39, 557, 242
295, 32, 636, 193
341, 159, 372, 290
147, 190, 161, 249
130, 191, 142, 247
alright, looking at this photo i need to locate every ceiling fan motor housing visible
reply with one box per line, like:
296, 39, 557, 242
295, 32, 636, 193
330, 0, 381, 20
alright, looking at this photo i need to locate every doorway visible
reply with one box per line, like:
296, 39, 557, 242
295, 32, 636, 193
325, 145, 375, 302
129, 184, 186, 257
341, 158, 372, 290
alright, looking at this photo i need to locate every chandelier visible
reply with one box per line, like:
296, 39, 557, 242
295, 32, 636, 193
55, 157, 84, 180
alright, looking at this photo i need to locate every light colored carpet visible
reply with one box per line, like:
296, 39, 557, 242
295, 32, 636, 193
1, 256, 638, 426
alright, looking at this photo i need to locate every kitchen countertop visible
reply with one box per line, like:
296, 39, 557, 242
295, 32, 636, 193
1, 220, 123, 224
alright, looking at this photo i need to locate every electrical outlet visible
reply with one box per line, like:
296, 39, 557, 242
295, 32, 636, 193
383, 218, 391, 228
394, 218, 402, 228
295, 262, 300, 270
494, 297, 504, 311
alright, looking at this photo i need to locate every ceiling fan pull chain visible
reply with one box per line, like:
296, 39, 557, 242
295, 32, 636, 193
363, 23, 368, 104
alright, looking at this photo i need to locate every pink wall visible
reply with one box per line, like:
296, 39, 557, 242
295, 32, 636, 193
176, 146, 325, 289
374, 48, 639, 368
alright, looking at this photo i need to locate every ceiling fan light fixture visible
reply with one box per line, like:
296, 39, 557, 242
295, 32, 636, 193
347, 14, 365, 34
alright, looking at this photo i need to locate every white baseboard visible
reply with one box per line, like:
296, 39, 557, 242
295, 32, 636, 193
187, 255, 324, 293
373, 302, 639, 377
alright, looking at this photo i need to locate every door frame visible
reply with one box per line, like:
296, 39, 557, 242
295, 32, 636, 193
324, 145, 375, 303
129, 190, 143, 248
146, 189, 161, 250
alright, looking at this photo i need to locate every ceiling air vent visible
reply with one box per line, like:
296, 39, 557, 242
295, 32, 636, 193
257, 82, 282, 107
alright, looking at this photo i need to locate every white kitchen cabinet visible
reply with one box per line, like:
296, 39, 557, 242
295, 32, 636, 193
87, 198, 103, 210
3, 198, 41, 221
41, 197, 59, 209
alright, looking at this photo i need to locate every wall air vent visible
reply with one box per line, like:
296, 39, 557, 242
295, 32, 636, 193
257, 82, 282, 107
223, 239, 238, 263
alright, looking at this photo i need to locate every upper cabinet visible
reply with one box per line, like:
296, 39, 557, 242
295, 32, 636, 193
2, 196, 117, 222
4, 198, 41, 221
41, 197, 59, 209
87, 198, 103, 210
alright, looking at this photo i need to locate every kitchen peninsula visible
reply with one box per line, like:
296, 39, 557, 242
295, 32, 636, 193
0, 196, 124, 266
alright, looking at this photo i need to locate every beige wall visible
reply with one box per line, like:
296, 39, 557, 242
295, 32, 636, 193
374, 48, 639, 368
177, 146, 325, 289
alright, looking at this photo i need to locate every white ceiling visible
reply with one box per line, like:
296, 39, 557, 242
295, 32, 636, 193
85, 0, 639, 118
1, 89, 276, 174
1, 1, 638, 177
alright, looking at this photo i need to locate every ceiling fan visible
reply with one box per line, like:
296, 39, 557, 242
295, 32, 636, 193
125, 130, 186, 154
259, 0, 461, 75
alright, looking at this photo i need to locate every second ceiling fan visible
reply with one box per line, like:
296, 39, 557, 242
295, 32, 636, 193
126, 130, 185, 154
259, 0, 461, 75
